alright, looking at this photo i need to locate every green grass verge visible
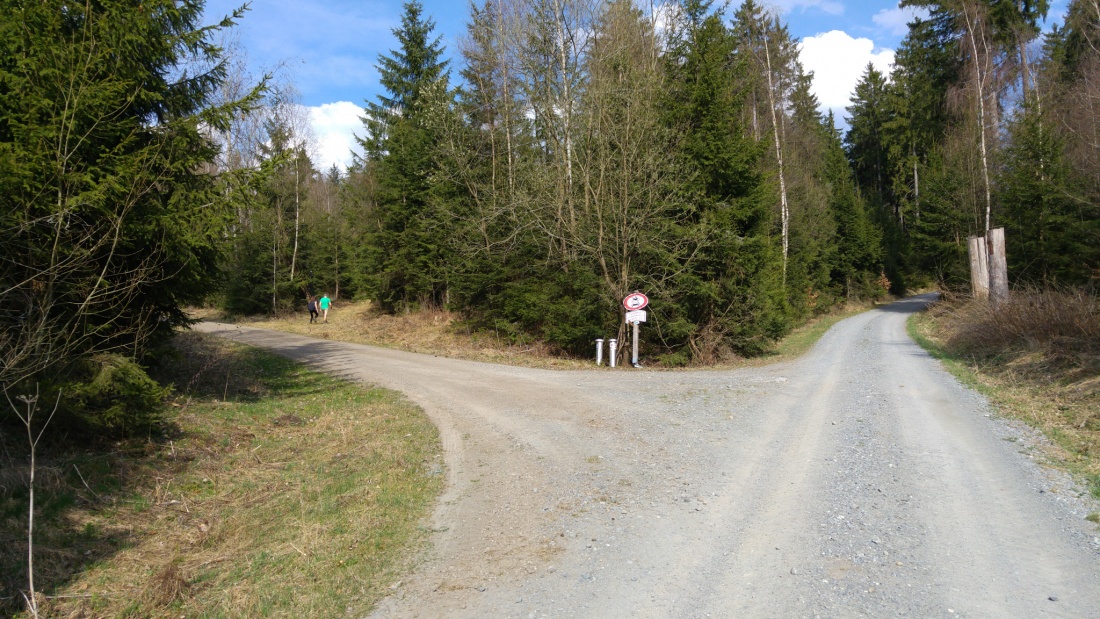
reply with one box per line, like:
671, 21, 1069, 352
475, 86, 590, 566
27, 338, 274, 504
906, 311, 994, 396
770, 307, 869, 360
1, 333, 443, 618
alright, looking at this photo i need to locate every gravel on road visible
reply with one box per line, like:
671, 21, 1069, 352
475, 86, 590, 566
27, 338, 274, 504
196, 293, 1100, 618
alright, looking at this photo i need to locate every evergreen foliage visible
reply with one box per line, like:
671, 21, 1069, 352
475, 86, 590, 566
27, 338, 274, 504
665, 6, 786, 356
845, 64, 891, 206
825, 118, 884, 300
357, 1, 454, 311
999, 104, 1098, 285
849, 0, 1097, 292
218, 83, 334, 316
206, 0, 1099, 367
338, 0, 892, 360
0, 0, 258, 429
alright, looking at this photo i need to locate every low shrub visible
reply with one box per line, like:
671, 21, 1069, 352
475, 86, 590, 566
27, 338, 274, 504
61, 354, 171, 435
943, 287, 1099, 370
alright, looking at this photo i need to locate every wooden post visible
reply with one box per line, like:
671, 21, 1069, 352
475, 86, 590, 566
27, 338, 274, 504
968, 235, 989, 300
987, 227, 1008, 307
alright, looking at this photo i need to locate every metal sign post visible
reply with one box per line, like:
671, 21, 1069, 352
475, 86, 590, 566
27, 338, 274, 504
632, 321, 640, 367
625, 311, 646, 368
622, 292, 649, 369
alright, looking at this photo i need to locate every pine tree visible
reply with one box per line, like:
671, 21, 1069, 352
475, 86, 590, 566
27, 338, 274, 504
884, 10, 959, 217
257, 97, 316, 309
826, 117, 884, 299
305, 165, 356, 301
731, 2, 797, 282
360, 1, 450, 160
1000, 104, 1098, 285
1046, 0, 1100, 81
222, 86, 317, 315
874, 10, 960, 290
438, 1, 518, 317
1044, 0, 1100, 256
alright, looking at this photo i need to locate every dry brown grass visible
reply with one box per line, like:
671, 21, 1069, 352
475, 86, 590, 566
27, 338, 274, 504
218, 299, 878, 371
943, 288, 1100, 380
226, 300, 592, 369
914, 289, 1100, 493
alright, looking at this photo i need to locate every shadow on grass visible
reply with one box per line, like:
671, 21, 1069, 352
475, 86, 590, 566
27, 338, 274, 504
0, 330, 326, 617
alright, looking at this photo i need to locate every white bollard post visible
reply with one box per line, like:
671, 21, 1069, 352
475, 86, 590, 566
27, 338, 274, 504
595, 338, 604, 366
609, 339, 618, 368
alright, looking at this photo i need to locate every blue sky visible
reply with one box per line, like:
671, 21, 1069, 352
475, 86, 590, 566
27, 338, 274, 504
201, 0, 1069, 169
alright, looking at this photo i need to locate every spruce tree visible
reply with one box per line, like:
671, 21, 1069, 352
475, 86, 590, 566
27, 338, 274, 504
664, 4, 785, 357
1046, 0, 1100, 81
877, 10, 960, 290
0, 1, 256, 397
361, 1, 450, 159
1000, 105, 1097, 285
845, 64, 891, 206
826, 117, 883, 298
444, 0, 527, 316
357, 1, 454, 311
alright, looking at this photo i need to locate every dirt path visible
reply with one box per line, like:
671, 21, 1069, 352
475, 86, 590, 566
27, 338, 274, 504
195, 294, 1100, 618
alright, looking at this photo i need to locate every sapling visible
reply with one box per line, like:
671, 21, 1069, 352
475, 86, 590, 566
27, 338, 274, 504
6, 385, 61, 619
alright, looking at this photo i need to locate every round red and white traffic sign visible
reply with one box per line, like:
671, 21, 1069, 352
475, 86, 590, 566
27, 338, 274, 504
623, 292, 649, 311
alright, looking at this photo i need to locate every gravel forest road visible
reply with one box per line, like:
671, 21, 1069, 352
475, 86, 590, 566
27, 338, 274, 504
195, 294, 1100, 618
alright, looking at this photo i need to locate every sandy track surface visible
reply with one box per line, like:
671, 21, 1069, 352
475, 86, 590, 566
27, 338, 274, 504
195, 294, 1100, 618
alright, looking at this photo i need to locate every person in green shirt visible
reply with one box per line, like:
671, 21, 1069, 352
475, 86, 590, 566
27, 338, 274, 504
319, 294, 331, 323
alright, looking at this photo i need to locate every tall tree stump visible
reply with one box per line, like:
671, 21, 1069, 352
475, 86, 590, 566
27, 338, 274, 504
968, 235, 990, 300
987, 227, 1009, 307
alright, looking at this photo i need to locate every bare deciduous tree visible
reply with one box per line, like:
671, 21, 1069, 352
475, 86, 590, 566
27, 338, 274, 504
4, 387, 60, 619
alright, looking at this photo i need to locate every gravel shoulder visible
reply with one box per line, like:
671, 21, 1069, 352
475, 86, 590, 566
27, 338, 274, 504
195, 293, 1100, 618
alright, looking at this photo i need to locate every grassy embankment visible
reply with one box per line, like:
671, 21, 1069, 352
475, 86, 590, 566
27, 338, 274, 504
908, 290, 1100, 517
0, 333, 442, 618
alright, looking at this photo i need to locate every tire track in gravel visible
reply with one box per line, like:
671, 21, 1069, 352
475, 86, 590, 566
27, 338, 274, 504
194, 294, 1100, 618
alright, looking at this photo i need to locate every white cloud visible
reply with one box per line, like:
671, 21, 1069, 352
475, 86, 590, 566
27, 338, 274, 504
652, 2, 679, 40
309, 101, 365, 171
764, 0, 845, 16
872, 5, 930, 36
799, 31, 894, 120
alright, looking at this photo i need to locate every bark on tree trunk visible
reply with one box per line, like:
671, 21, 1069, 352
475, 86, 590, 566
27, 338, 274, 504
290, 157, 300, 281
987, 227, 1009, 307
554, 0, 576, 239
497, 1, 515, 195
273, 198, 279, 315
963, 5, 994, 233
968, 235, 990, 300
763, 33, 789, 284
